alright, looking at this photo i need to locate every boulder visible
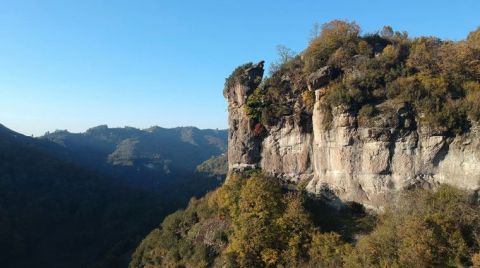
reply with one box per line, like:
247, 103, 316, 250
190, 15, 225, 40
307, 66, 336, 91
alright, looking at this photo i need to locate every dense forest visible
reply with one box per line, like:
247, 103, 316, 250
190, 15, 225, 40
0, 124, 226, 267
41, 125, 227, 186
131, 171, 480, 267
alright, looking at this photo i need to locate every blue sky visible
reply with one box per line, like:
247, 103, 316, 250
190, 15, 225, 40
1, 0, 479, 136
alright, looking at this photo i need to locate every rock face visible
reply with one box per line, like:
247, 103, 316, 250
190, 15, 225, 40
307, 66, 338, 91
224, 62, 265, 171
224, 62, 480, 209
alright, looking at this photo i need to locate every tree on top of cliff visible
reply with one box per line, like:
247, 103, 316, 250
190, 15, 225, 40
269, 45, 296, 74
238, 20, 480, 135
304, 20, 360, 73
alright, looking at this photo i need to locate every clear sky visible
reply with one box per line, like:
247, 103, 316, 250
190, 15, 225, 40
1, 0, 479, 136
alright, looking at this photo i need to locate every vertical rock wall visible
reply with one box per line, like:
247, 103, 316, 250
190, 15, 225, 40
224, 62, 480, 209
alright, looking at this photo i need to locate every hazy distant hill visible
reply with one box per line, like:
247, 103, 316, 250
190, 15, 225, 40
41, 125, 228, 185
195, 154, 228, 177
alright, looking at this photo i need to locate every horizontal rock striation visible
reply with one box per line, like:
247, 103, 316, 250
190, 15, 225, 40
225, 62, 480, 209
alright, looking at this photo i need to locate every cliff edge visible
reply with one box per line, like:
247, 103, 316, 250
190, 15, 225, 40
224, 60, 480, 209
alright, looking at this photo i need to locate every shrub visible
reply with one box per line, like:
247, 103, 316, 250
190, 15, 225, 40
304, 20, 360, 74
244, 87, 265, 122
358, 104, 378, 126
269, 45, 296, 74
473, 252, 480, 268
224, 62, 253, 91
323, 82, 367, 109
406, 37, 442, 74
308, 232, 352, 268
302, 90, 316, 114
467, 27, 480, 50
245, 69, 299, 126
464, 81, 480, 121
351, 185, 480, 268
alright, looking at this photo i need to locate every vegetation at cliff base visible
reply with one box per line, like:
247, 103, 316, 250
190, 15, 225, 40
130, 172, 480, 267
241, 20, 480, 135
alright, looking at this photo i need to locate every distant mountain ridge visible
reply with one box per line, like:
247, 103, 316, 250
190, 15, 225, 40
41, 125, 228, 184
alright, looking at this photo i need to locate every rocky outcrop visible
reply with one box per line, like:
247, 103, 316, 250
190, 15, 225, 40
224, 62, 265, 171
307, 66, 338, 91
224, 62, 480, 209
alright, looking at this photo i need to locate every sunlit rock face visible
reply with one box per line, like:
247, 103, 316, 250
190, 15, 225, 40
224, 62, 480, 209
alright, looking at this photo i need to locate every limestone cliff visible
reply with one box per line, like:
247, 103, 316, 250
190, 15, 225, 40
224, 62, 480, 209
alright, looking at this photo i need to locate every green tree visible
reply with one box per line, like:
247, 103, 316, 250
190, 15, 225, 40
304, 20, 360, 73
308, 232, 351, 268
269, 45, 296, 74
406, 37, 442, 74
228, 174, 283, 267
350, 185, 480, 268
276, 193, 314, 266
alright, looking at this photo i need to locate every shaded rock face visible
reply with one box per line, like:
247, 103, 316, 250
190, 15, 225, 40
224, 62, 265, 171
307, 66, 338, 91
224, 62, 480, 209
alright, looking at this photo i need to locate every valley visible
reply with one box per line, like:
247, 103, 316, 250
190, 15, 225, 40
0, 124, 227, 267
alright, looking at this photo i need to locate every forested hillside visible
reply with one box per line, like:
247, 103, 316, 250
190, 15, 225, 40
131, 172, 480, 267
41, 125, 227, 184
0, 124, 226, 267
